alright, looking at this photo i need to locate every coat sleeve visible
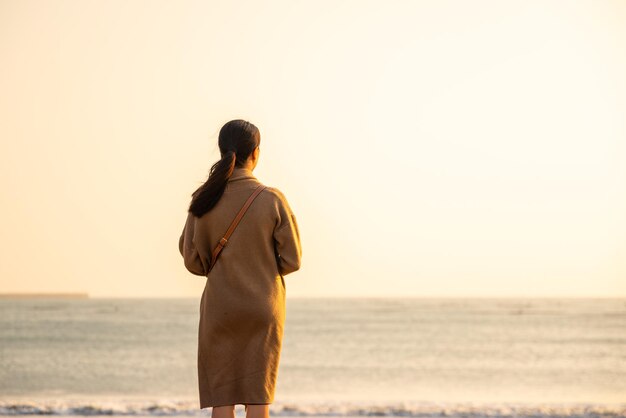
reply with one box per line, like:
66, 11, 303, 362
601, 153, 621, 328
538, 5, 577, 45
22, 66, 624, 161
179, 211, 207, 276
273, 193, 302, 276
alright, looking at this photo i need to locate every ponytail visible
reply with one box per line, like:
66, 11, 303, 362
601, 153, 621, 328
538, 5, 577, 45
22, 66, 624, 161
188, 151, 236, 218
188, 119, 260, 217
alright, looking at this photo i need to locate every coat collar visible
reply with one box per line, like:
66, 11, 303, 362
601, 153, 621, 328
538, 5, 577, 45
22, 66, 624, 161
228, 166, 257, 182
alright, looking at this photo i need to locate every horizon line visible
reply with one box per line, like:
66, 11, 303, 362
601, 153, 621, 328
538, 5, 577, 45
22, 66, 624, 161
2, 293, 624, 299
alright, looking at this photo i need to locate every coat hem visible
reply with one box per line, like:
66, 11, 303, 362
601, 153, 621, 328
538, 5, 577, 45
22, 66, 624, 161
200, 400, 273, 409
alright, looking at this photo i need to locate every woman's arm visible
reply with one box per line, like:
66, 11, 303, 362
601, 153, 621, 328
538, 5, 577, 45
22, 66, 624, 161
179, 212, 207, 276
273, 194, 302, 276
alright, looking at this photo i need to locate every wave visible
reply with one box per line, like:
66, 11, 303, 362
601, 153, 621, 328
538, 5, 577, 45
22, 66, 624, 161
1, 399, 625, 417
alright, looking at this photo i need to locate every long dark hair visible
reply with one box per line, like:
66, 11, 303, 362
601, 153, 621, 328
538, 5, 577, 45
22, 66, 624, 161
188, 119, 261, 218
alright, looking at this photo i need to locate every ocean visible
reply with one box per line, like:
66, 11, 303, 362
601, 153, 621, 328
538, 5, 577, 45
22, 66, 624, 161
0, 297, 624, 417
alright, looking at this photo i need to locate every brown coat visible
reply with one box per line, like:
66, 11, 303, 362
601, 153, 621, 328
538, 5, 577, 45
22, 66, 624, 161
178, 166, 302, 408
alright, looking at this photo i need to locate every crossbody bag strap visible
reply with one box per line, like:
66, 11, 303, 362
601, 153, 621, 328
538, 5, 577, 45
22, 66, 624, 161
208, 184, 267, 273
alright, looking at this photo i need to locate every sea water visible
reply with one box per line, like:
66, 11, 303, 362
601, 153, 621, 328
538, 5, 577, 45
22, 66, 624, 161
0, 297, 624, 417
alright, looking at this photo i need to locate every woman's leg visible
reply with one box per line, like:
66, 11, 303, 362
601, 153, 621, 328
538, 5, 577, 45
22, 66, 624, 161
245, 404, 270, 418
212, 405, 235, 418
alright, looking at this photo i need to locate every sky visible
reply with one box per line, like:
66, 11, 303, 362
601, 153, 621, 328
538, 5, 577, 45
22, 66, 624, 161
0, 0, 624, 298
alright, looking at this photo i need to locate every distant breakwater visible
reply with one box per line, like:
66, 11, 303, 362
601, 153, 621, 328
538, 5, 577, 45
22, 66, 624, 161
0, 293, 89, 299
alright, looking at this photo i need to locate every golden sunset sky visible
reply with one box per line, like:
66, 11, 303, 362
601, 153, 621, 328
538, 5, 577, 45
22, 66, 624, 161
1, 0, 624, 297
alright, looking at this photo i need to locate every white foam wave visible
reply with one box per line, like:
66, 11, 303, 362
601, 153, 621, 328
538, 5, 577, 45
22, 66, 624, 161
0, 399, 624, 417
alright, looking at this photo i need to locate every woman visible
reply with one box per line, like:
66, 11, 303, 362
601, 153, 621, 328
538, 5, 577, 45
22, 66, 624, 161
178, 119, 302, 418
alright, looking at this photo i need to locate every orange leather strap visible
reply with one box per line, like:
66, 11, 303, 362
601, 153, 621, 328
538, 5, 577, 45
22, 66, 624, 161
208, 184, 267, 273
